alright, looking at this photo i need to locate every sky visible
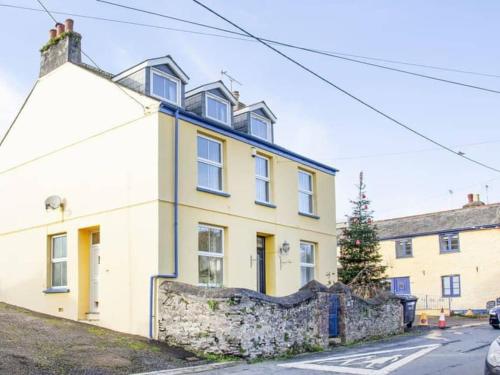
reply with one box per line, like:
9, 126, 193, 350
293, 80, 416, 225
1, 0, 499, 221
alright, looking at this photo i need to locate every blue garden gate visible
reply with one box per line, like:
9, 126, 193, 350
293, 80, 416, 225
328, 294, 340, 337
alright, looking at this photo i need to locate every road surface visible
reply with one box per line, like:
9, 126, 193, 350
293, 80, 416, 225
206, 322, 497, 374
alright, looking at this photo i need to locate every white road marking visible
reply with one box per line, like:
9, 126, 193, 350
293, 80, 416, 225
279, 344, 440, 374
425, 330, 448, 341
450, 322, 488, 329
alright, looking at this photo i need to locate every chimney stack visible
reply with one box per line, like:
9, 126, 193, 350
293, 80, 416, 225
40, 19, 81, 78
463, 193, 485, 208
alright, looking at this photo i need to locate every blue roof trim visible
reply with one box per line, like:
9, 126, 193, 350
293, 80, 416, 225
159, 103, 338, 175
379, 223, 500, 241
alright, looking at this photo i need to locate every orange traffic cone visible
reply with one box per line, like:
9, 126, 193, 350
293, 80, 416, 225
438, 308, 446, 329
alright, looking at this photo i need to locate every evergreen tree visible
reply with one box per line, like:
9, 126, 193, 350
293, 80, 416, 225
338, 172, 387, 297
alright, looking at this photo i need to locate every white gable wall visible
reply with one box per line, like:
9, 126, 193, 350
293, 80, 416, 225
0, 63, 163, 336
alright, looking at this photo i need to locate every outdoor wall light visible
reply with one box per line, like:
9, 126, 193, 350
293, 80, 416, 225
251, 147, 257, 158
279, 240, 291, 270
279, 240, 290, 256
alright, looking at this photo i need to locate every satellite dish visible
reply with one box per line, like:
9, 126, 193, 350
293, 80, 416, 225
45, 195, 64, 210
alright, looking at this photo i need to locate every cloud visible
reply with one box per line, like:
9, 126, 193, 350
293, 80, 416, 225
0, 71, 24, 140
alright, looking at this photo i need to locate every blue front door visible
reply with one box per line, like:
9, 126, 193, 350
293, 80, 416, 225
391, 277, 411, 295
329, 294, 340, 337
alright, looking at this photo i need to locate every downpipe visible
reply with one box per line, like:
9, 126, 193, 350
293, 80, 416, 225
148, 108, 180, 339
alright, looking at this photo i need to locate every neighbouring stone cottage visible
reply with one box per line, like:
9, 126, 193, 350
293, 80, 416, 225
157, 281, 403, 358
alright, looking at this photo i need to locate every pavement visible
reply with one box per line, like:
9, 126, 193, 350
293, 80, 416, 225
202, 320, 498, 374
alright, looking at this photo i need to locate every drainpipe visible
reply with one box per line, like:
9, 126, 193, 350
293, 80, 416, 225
148, 108, 180, 339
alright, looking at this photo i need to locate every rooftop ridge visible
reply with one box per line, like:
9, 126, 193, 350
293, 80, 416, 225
376, 202, 500, 223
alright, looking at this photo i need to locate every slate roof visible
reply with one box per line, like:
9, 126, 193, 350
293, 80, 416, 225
77, 62, 114, 80
375, 203, 500, 240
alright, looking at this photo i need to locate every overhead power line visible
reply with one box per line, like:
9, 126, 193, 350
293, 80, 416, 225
189, 0, 500, 174
0, 4, 254, 41
4, 3, 500, 87
330, 139, 500, 161
94, 0, 500, 95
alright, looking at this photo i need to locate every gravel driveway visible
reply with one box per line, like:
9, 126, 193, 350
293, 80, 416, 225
0, 302, 206, 374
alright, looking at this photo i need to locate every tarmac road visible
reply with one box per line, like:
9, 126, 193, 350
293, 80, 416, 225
205, 322, 498, 375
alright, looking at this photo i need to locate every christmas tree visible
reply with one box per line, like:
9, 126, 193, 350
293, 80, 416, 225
338, 172, 387, 297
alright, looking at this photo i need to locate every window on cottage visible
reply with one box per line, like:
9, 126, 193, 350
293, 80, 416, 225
395, 239, 413, 258
151, 69, 179, 104
206, 93, 229, 124
255, 155, 270, 203
442, 275, 460, 297
198, 225, 224, 287
298, 170, 314, 214
50, 235, 67, 288
439, 232, 460, 253
250, 114, 271, 141
197, 135, 223, 191
300, 242, 315, 286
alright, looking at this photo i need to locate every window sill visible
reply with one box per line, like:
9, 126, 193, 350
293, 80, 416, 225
440, 250, 460, 254
196, 187, 230, 197
255, 201, 277, 209
298, 212, 320, 220
396, 255, 413, 259
43, 288, 70, 294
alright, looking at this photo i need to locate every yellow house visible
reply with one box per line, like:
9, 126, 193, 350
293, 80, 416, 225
0, 21, 338, 338
377, 194, 500, 314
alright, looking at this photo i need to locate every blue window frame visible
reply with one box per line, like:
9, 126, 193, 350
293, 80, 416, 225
439, 232, 460, 253
442, 275, 461, 297
395, 238, 413, 258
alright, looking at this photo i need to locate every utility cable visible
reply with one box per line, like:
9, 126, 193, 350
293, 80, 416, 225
94, 0, 500, 94
4, 3, 500, 86
191, 0, 500, 173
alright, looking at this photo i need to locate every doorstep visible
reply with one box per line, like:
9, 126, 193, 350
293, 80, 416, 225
83, 312, 100, 322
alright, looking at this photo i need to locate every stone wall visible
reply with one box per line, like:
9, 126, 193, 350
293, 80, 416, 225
331, 283, 404, 343
156, 281, 404, 358
157, 281, 330, 358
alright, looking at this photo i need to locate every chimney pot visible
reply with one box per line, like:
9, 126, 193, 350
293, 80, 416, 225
233, 90, 240, 101
40, 24, 81, 77
64, 19, 74, 32
463, 193, 485, 208
55, 23, 65, 36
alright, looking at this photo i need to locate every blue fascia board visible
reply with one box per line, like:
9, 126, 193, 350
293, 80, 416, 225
159, 103, 338, 176
379, 223, 500, 241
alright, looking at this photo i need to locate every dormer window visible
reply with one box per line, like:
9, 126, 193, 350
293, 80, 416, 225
250, 114, 271, 141
206, 93, 230, 125
150, 68, 181, 105
234, 101, 276, 143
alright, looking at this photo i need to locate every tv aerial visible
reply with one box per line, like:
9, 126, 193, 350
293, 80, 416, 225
221, 70, 243, 91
